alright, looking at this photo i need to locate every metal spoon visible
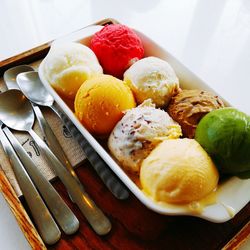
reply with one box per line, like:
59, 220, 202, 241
16, 71, 129, 200
3, 65, 34, 90
0, 89, 111, 235
4, 66, 82, 202
0, 122, 61, 245
4, 67, 80, 235
16, 71, 85, 194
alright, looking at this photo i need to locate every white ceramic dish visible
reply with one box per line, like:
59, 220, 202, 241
38, 24, 250, 223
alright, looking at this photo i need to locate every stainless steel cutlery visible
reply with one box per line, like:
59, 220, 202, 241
0, 122, 61, 245
3, 127, 80, 235
0, 89, 111, 236
0, 64, 130, 242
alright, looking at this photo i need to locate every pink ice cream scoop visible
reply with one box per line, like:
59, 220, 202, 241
90, 24, 144, 78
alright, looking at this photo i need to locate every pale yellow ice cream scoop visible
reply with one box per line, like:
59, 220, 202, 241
124, 56, 179, 107
140, 139, 219, 204
43, 42, 103, 100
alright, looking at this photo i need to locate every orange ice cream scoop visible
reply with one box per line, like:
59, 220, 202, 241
75, 75, 136, 136
140, 139, 219, 204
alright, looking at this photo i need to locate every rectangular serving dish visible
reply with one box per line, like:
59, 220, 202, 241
39, 24, 250, 223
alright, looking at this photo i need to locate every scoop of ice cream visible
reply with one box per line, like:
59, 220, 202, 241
124, 56, 179, 107
75, 74, 135, 136
43, 42, 103, 100
167, 89, 224, 138
90, 24, 144, 78
195, 108, 250, 178
140, 139, 219, 204
108, 99, 182, 173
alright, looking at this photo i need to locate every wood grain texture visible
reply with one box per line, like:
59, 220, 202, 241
0, 167, 46, 250
222, 221, 250, 250
45, 161, 250, 250
0, 43, 50, 76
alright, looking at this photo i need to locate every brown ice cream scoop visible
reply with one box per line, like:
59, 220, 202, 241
167, 89, 224, 138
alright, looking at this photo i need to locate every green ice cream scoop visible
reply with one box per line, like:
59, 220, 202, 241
195, 108, 250, 178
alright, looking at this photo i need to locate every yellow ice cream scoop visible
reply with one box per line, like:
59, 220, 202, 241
140, 139, 219, 204
43, 42, 103, 100
75, 74, 136, 136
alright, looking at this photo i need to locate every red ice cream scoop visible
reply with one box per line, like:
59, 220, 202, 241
90, 24, 144, 78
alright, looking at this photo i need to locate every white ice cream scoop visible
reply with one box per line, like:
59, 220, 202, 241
124, 56, 179, 107
43, 42, 103, 99
108, 100, 182, 173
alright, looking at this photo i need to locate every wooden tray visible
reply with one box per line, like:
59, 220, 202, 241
0, 18, 249, 250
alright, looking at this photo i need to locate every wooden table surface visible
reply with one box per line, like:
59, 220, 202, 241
21, 160, 247, 250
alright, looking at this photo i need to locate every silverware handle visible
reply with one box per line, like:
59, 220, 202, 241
32, 104, 83, 188
3, 127, 79, 235
0, 127, 61, 245
52, 105, 129, 200
29, 129, 111, 235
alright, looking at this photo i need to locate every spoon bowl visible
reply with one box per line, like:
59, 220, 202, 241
17, 72, 54, 107
4, 65, 34, 90
0, 89, 34, 131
